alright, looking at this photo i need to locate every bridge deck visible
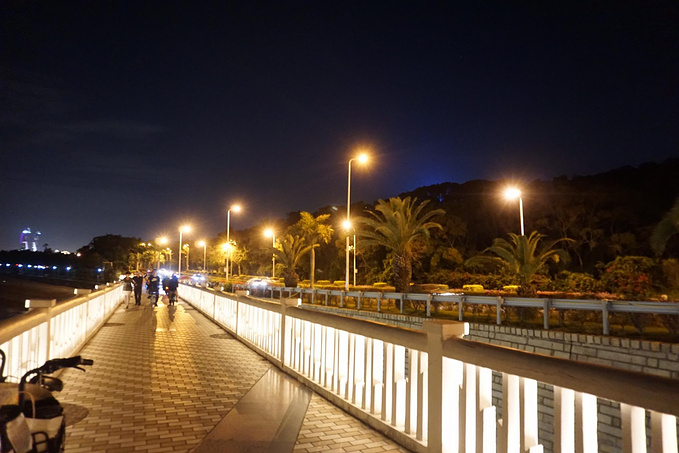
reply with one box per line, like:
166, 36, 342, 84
57, 299, 409, 452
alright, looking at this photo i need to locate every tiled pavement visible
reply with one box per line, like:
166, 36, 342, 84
57, 299, 411, 452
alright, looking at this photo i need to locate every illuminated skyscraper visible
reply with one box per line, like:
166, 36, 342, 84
19, 228, 41, 251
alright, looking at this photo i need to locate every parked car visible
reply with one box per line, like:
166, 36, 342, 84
191, 274, 207, 285
247, 277, 272, 290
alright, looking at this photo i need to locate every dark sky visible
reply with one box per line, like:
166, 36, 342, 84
1, 1, 678, 252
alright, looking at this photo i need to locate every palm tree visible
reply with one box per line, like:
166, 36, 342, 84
272, 234, 314, 287
467, 231, 572, 296
651, 197, 679, 256
355, 196, 444, 293
293, 212, 334, 288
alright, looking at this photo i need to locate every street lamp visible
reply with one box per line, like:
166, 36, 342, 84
343, 220, 357, 287
346, 152, 369, 290
504, 187, 525, 236
226, 204, 241, 281
264, 228, 276, 279
157, 237, 168, 269
184, 244, 190, 271
197, 240, 207, 272
178, 225, 191, 276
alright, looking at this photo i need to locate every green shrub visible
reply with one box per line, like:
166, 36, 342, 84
373, 282, 388, 288
332, 280, 345, 286
503, 285, 519, 293
599, 256, 658, 299
316, 280, 332, 285
463, 284, 484, 292
412, 283, 449, 293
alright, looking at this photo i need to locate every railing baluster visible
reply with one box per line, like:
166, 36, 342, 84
575, 392, 597, 453
651, 411, 678, 453
521, 377, 538, 451
502, 373, 521, 453
621, 403, 647, 453
476, 366, 493, 451
554, 386, 575, 453
382, 342, 391, 422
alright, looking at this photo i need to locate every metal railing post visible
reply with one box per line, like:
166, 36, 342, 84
602, 301, 610, 335
543, 298, 551, 330
496, 297, 503, 325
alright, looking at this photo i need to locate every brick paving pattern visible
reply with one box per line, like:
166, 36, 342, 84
294, 394, 411, 453
56, 300, 412, 452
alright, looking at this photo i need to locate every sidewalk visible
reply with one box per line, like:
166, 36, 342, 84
57, 299, 410, 452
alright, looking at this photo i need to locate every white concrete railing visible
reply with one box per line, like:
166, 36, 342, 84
181, 284, 679, 453
261, 286, 679, 336
0, 284, 123, 381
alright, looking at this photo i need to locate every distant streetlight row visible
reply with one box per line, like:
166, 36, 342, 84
157, 157, 524, 287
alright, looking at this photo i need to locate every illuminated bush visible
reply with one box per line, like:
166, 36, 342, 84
463, 284, 484, 293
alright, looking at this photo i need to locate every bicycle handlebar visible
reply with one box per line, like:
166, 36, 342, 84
18, 356, 94, 406
38, 356, 94, 374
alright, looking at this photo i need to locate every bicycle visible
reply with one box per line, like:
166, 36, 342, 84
0, 350, 93, 452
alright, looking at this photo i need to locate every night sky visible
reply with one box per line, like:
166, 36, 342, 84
1, 2, 678, 252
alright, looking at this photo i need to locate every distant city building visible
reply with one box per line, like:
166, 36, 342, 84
19, 228, 41, 251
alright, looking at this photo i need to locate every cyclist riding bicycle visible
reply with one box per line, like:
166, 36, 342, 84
147, 269, 161, 307
165, 274, 179, 305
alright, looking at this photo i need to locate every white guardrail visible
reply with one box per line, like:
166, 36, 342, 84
181, 284, 679, 453
0, 284, 123, 382
256, 286, 679, 336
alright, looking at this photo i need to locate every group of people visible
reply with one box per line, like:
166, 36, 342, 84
121, 269, 179, 308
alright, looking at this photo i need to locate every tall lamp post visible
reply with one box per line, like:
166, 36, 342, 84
198, 240, 207, 272
343, 220, 358, 287
346, 153, 369, 290
156, 237, 168, 269
264, 228, 276, 279
504, 187, 525, 236
226, 204, 241, 281
177, 225, 191, 276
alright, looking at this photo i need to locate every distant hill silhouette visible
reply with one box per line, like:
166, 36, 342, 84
392, 158, 679, 271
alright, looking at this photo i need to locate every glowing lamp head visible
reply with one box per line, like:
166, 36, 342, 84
343, 220, 352, 230
221, 243, 230, 252
180, 225, 191, 233
504, 187, 521, 200
357, 153, 369, 164
158, 237, 168, 245
264, 228, 274, 238
197, 240, 206, 247
231, 204, 242, 213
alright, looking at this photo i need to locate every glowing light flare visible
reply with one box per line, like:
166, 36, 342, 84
343, 220, 352, 230
231, 204, 242, 213
263, 228, 274, 238
197, 240, 206, 247
504, 187, 521, 200
357, 152, 369, 164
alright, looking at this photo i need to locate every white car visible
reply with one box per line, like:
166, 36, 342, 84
247, 277, 272, 289
191, 274, 207, 285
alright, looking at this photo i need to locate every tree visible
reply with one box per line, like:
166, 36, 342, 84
291, 212, 334, 288
466, 231, 571, 296
272, 234, 314, 287
355, 196, 444, 292
78, 234, 142, 273
651, 197, 679, 256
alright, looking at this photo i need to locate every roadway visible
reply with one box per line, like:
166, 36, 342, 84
56, 296, 410, 452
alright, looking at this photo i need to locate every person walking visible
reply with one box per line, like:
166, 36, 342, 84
122, 272, 133, 309
147, 269, 161, 307
132, 272, 144, 306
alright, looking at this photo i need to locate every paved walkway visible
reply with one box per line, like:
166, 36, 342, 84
57, 299, 411, 452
